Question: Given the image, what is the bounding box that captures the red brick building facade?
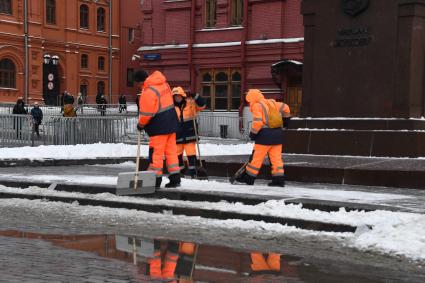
[0,0,120,104]
[119,0,143,103]
[135,0,304,114]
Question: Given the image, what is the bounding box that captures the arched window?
[97,7,105,32]
[81,54,88,69]
[214,71,228,110]
[231,71,241,110]
[80,80,88,99]
[0,58,16,88]
[46,0,56,24]
[80,4,89,29]
[201,72,212,109]
[0,0,12,15]
[205,0,217,28]
[97,81,105,96]
[98,56,105,71]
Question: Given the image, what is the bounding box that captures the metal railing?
[197,112,249,140]
[1,111,250,148]
[0,114,32,147]
[0,103,138,117]
[42,116,127,145]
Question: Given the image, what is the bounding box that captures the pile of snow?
[0,143,253,160]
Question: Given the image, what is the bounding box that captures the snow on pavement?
[0,183,424,262]
[0,173,413,205]
[0,143,253,160]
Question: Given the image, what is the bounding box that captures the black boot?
[165,173,181,188]
[268,175,285,187]
[235,171,255,185]
[178,154,186,176]
[155,177,162,189]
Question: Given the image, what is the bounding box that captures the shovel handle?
[134,131,141,191]
[192,118,203,168]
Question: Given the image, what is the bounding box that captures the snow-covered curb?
[0,143,254,160]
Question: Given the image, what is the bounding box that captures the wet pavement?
[1,198,425,282]
[0,230,395,283]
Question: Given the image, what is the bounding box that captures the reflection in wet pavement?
[0,230,384,282]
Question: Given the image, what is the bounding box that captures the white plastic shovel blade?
[116,171,156,195]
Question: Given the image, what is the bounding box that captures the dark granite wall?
[301,0,425,118]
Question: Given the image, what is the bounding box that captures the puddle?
[0,230,394,282]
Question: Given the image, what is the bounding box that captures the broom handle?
[134,131,141,190]
[193,118,203,168]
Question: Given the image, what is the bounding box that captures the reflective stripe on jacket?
[138,71,179,136]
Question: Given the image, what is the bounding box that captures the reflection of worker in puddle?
[149,240,197,282]
[249,252,281,280]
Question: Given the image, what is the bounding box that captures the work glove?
[137,124,144,132]
[249,132,257,141]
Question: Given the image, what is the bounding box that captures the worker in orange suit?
[149,240,197,282]
[235,89,291,187]
[172,87,206,178]
[135,70,181,188]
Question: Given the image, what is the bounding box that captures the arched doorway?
[271,60,303,116]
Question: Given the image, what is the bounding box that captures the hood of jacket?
[143,71,167,87]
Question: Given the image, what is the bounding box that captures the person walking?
[77,92,84,114]
[118,94,127,113]
[234,89,291,187]
[63,93,76,117]
[12,98,28,139]
[172,87,206,178]
[99,95,107,116]
[30,102,43,137]
[135,70,181,188]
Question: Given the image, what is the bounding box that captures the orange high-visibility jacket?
[175,94,206,144]
[247,89,290,145]
[138,71,179,136]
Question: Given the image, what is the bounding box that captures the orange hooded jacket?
[246,89,290,145]
[138,71,179,136]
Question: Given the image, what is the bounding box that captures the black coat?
[30,107,43,123]
[13,103,27,115]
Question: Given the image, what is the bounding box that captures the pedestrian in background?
[99,95,107,116]
[30,102,43,137]
[119,94,127,113]
[77,92,84,114]
[63,93,76,117]
[12,98,28,139]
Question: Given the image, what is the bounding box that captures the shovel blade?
[116,171,156,195]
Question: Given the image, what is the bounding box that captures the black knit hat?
[134,70,149,83]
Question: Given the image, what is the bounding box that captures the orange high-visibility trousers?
[162,250,179,278]
[250,252,281,272]
[149,250,162,279]
[148,133,180,176]
[246,144,284,177]
[177,143,197,171]
[177,142,197,157]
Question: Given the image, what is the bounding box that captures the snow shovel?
[116,131,156,196]
[193,119,208,180]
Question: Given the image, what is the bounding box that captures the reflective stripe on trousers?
[246,144,284,177]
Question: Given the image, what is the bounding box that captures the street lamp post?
[43,54,60,105]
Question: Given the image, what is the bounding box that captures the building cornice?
[138,37,304,52]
